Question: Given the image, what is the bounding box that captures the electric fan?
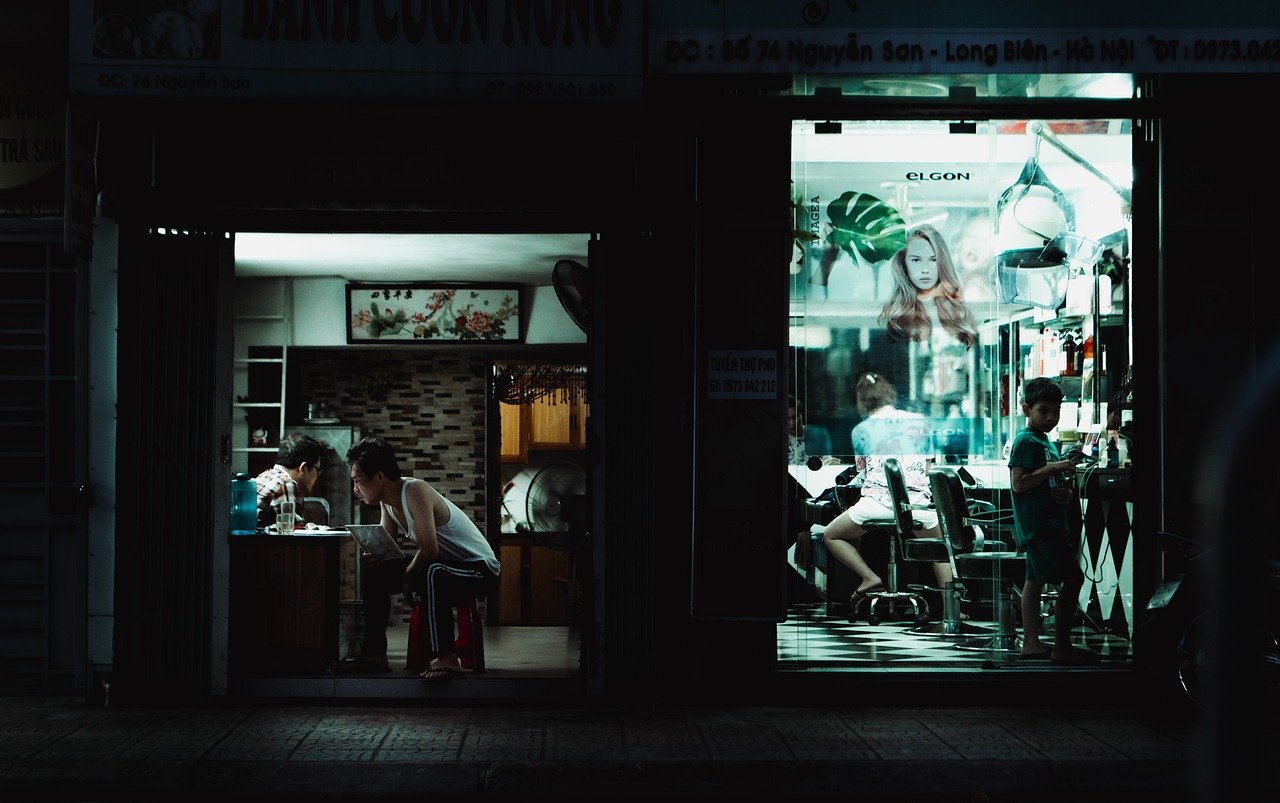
[552,259,589,334]
[525,461,587,534]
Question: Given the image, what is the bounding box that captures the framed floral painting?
[346,284,522,343]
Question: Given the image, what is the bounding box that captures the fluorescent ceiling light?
[789,325,832,349]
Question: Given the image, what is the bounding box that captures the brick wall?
[293,348,491,655]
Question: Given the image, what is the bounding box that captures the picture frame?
[346,283,522,344]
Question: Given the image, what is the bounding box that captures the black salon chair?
[849,458,931,627]
[881,460,994,638]
[928,466,1026,653]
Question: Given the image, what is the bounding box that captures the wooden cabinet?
[497,538,573,625]
[230,536,342,676]
[501,397,588,460]
[529,395,589,449]
[499,403,529,463]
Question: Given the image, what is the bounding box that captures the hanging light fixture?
[494,361,587,406]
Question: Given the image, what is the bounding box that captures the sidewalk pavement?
[1,696,1271,802]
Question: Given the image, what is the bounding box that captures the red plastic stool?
[406,598,485,673]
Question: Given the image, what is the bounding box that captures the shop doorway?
[228,230,590,698]
[785,113,1136,672]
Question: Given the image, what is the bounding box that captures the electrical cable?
[1073,460,1113,584]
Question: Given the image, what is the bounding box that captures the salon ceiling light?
[789,325,831,349]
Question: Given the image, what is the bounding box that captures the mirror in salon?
[790,116,1132,474]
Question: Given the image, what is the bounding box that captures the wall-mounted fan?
[525,461,587,534]
[553,259,589,334]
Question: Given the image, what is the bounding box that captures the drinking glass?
[277,500,296,534]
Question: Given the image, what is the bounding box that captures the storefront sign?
[649,0,1280,75]
[652,28,1280,75]
[70,0,642,102]
[0,69,64,215]
[707,349,779,400]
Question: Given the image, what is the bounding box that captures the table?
[229,532,347,676]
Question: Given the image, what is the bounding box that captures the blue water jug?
[230,472,258,535]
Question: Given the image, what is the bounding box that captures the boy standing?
[1008,377,1098,664]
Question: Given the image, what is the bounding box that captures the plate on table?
[303,418,340,425]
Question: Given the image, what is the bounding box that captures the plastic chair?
[406,597,486,673]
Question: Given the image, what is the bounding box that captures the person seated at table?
[253,433,326,528]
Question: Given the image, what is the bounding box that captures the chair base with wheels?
[955,587,1023,653]
[928,466,1027,654]
[904,579,994,637]
[850,518,931,627]
[853,587,930,627]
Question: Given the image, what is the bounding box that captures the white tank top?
[384,478,500,574]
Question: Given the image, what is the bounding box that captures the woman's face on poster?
[904,237,939,293]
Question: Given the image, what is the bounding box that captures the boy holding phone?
[1008,378,1099,664]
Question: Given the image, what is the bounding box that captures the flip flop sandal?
[332,656,391,674]
[420,664,462,682]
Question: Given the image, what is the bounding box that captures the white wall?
[285,278,585,346]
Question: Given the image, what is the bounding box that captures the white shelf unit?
[232,279,291,475]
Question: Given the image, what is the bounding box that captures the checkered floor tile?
[777,602,1133,668]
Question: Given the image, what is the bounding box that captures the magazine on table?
[345,524,406,560]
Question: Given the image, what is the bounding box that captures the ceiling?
[234,232,591,284]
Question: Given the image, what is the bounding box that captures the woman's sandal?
[847,585,885,620]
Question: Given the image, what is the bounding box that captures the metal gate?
[0,229,88,694]
[112,225,232,700]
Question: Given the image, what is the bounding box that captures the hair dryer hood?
[995,184,1068,254]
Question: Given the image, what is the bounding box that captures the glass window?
[784,117,1134,671]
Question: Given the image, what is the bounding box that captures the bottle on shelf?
[1061,334,1077,377]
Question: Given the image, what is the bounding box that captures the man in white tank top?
[343,436,500,681]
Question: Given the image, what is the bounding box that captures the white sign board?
[70,0,642,102]
[707,349,779,400]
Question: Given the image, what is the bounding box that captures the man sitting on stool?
[340,436,500,681]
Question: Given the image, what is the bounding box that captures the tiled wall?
[294,349,491,653]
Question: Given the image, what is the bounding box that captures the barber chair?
[928,466,1026,653]
[849,459,930,627]
[882,461,994,638]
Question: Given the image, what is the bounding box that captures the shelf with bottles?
[1040,312,1124,331]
